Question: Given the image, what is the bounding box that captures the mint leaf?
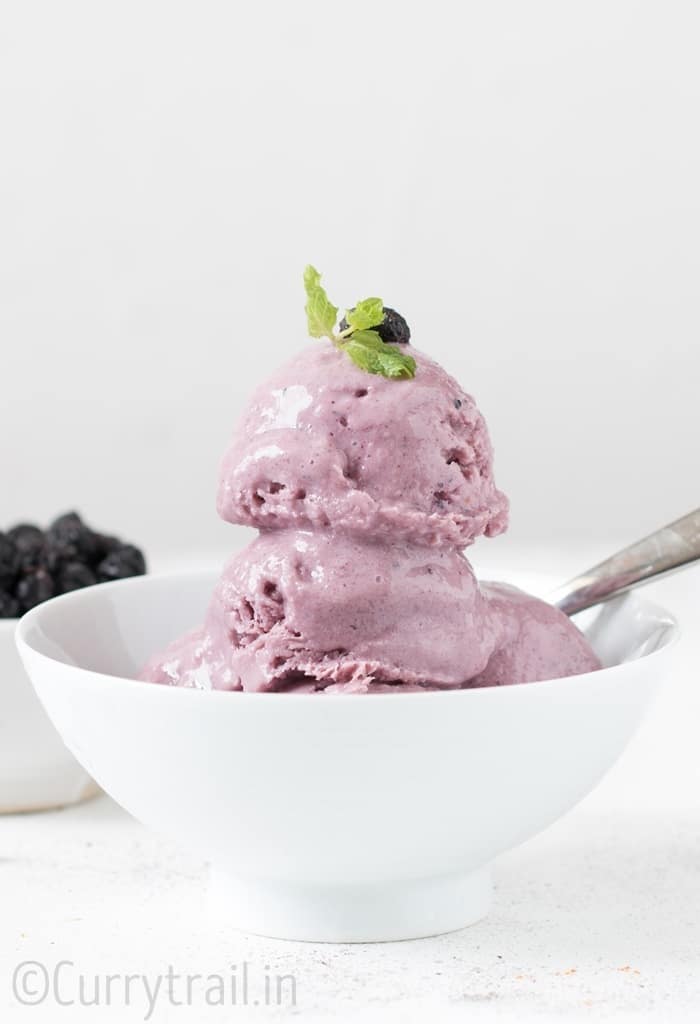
[345,297,384,332]
[343,330,416,380]
[303,265,338,338]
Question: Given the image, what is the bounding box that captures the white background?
[1,0,698,562]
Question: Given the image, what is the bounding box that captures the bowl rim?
[14,567,681,702]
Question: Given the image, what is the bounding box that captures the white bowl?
[16,569,678,941]
[0,618,97,813]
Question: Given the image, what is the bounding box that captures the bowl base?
[208,866,492,942]
[0,775,99,815]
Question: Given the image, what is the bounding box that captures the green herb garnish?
[303,266,416,380]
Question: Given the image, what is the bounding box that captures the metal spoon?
[549,508,700,616]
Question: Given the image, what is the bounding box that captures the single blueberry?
[15,569,55,612]
[46,511,98,568]
[7,523,46,571]
[57,561,97,594]
[97,544,146,582]
[339,306,411,345]
[8,523,44,553]
[92,533,121,566]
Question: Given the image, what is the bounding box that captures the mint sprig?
[302,266,416,380]
[303,265,338,338]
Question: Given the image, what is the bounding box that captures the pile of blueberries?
[0,512,146,618]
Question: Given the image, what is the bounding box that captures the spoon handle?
[550,508,700,615]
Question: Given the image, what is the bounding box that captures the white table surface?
[1,547,699,1023]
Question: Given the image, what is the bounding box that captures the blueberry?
[57,561,97,594]
[0,532,19,589]
[0,590,20,618]
[15,569,55,612]
[46,511,98,568]
[375,307,411,346]
[92,533,121,565]
[8,523,44,552]
[7,523,46,571]
[96,544,146,582]
[339,306,411,345]
[4,514,146,602]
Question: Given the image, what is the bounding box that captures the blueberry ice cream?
[139,269,600,692]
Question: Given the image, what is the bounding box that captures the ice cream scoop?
[470,583,603,688]
[141,531,504,692]
[217,344,508,548]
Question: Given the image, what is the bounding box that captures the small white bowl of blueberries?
[0,512,146,813]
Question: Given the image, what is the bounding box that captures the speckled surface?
[1,553,698,1022]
